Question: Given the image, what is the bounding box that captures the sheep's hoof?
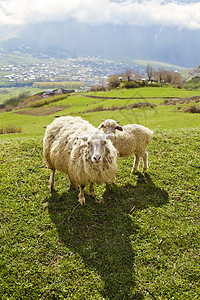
[131,169,137,174]
[142,169,147,174]
[78,197,86,205]
[90,192,96,198]
[70,184,79,190]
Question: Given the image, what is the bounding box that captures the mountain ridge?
[0,20,199,69]
[184,65,200,81]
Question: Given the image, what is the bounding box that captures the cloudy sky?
[0,0,200,30]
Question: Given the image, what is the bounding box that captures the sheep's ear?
[98,123,105,129]
[82,136,88,141]
[101,119,105,122]
[116,121,120,124]
[116,125,123,131]
[105,133,114,140]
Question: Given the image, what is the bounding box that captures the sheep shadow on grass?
[47,174,169,299]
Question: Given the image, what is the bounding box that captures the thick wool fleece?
[43,116,118,187]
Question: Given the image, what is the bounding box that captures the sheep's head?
[98,119,123,134]
[82,132,114,164]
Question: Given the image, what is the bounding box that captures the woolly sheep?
[43,116,118,204]
[98,119,153,173]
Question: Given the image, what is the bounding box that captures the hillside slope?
[1,20,200,68]
[184,65,200,81]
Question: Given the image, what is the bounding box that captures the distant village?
[0,57,141,89]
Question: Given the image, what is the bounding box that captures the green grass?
[0,88,44,105]
[0,129,199,299]
[184,77,200,90]
[0,85,200,298]
[52,95,105,107]
[85,106,200,130]
[87,87,200,99]
[1,85,200,137]
[0,102,199,137]
[0,112,52,136]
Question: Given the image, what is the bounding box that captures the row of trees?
[106,64,183,90]
[33,81,84,89]
[146,64,183,84]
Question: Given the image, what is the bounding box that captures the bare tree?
[154,68,165,83]
[107,75,120,89]
[133,70,142,80]
[123,68,133,82]
[154,68,183,84]
[171,71,183,85]
[145,64,154,81]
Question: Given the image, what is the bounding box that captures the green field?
[0,86,200,299]
[0,87,44,105]
[87,86,200,99]
[0,87,200,136]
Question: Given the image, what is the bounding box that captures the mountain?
[0,20,199,69]
[184,65,200,81]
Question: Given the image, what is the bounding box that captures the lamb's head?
[98,119,123,134]
[83,132,114,164]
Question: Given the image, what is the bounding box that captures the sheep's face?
[83,133,113,164]
[98,119,123,134]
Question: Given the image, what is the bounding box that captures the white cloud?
[0,0,200,30]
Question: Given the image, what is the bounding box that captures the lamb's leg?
[142,151,148,173]
[78,185,86,205]
[89,183,96,198]
[131,154,140,173]
[49,169,55,192]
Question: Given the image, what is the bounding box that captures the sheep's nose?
[93,155,102,163]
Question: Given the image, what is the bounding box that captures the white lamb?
[98,119,153,173]
[43,116,118,204]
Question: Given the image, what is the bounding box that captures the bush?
[33,81,84,89]
[0,125,22,134]
[147,82,162,87]
[184,101,200,113]
[88,105,104,112]
[107,75,120,90]
[90,85,106,92]
[121,81,142,89]
[27,94,68,108]
[3,92,30,108]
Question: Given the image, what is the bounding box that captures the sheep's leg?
[70,183,79,190]
[89,183,96,198]
[131,154,140,173]
[49,169,55,192]
[78,185,86,205]
[142,151,148,173]
[68,176,79,190]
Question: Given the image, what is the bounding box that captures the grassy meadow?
[1,86,200,136]
[0,88,44,105]
[0,86,200,299]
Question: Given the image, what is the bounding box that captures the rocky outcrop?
[184,65,200,81]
